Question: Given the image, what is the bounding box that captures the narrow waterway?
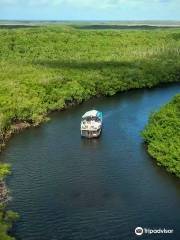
[1,83,180,240]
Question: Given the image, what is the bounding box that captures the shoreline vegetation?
[142,94,180,177]
[0,25,180,239]
[0,164,19,240]
[0,26,180,149]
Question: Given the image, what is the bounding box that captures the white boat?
[81,110,103,138]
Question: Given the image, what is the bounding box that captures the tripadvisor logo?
[135,227,144,236]
[135,227,174,236]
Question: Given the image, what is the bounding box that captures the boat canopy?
[82,110,102,120]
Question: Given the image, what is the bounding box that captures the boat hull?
[81,129,102,138]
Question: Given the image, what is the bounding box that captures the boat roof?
[82,110,101,118]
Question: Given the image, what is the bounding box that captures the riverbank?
[0,163,19,240]
[0,26,180,133]
[0,204,19,240]
[142,94,180,177]
[0,25,180,147]
[0,122,32,152]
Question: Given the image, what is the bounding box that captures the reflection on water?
[1,83,180,240]
[81,138,102,149]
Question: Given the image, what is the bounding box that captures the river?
[1,83,180,240]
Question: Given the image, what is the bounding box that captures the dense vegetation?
[142,94,180,177]
[0,164,19,240]
[0,165,10,181]
[0,206,19,240]
[0,26,180,135]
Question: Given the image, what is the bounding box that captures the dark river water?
[1,84,180,240]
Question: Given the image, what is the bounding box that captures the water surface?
[1,83,180,240]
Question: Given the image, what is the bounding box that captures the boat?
[81,110,103,138]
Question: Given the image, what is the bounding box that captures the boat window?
[82,116,100,121]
